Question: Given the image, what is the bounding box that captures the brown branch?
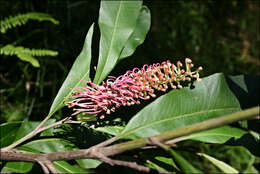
[100,157,150,172]
[37,161,50,174]
[93,151,149,172]
[1,116,76,152]
[43,160,61,174]
[36,116,73,133]
[92,136,118,148]
[0,106,259,173]
[147,137,170,151]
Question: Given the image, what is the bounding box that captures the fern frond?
[0,12,59,33]
[0,44,58,67]
[0,44,58,57]
[17,53,40,67]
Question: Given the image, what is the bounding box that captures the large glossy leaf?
[94,0,142,84]
[198,153,239,173]
[119,5,151,60]
[180,126,246,144]
[48,24,94,116]
[118,73,241,139]
[170,149,202,173]
[1,162,33,173]
[0,122,21,148]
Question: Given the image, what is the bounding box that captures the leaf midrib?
[119,107,239,137]
[96,0,123,84]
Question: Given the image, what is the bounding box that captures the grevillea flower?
[65,58,202,119]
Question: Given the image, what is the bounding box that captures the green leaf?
[198,153,239,173]
[19,138,85,173]
[118,73,241,139]
[20,138,101,170]
[48,24,94,116]
[119,5,151,60]
[76,158,102,169]
[14,119,56,141]
[170,149,202,173]
[53,161,87,173]
[94,0,142,84]
[181,126,247,144]
[146,156,179,172]
[1,162,34,173]
[19,138,74,153]
[155,156,179,170]
[146,160,170,173]
[0,122,21,148]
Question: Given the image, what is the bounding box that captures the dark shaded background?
[0,0,259,123]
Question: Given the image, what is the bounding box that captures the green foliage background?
[0,0,259,173]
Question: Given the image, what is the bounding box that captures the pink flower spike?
[66,59,202,118]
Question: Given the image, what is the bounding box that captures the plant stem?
[0,106,259,166]
[101,106,259,155]
[1,114,53,151]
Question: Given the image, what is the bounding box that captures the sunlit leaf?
[94,0,142,84]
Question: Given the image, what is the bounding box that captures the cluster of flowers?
[66,58,202,119]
